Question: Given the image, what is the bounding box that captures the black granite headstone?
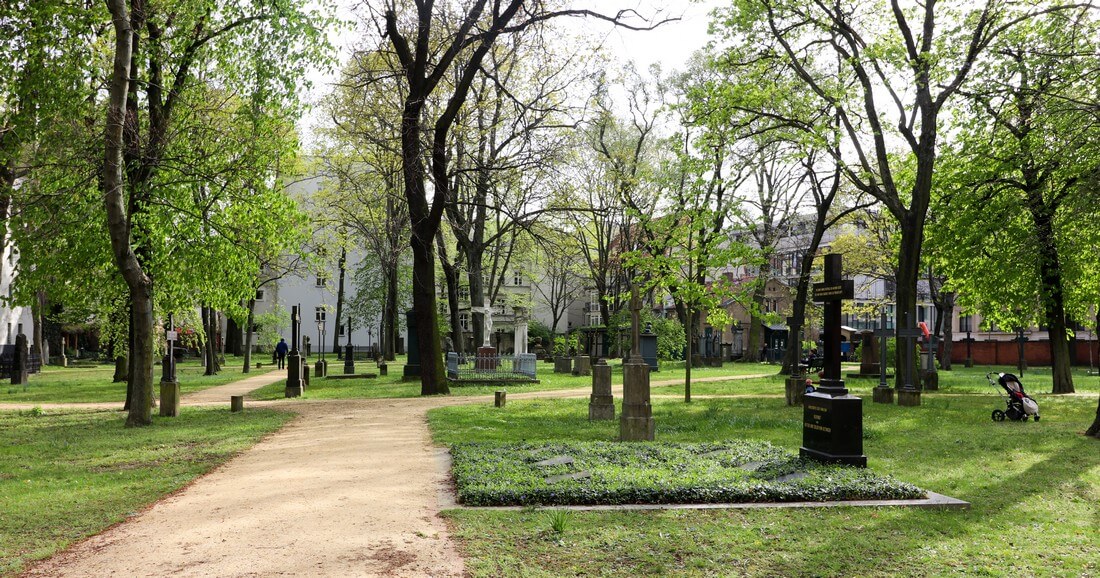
[800,254,866,467]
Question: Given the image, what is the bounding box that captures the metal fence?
[447,352,537,381]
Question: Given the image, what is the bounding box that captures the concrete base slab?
[872,387,895,404]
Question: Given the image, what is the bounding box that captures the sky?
[299,0,723,146]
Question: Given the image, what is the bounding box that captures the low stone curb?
[446,492,969,512]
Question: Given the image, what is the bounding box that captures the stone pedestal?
[378,362,387,376]
[785,376,807,406]
[304,364,311,387]
[494,390,506,408]
[59,354,68,368]
[639,329,659,371]
[921,369,939,391]
[589,359,615,421]
[11,334,29,385]
[858,330,879,376]
[872,386,895,404]
[620,360,654,441]
[285,352,303,398]
[572,355,591,376]
[476,346,499,371]
[159,381,180,417]
[965,357,974,368]
[314,359,326,378]
[897,388,921,406]
[231,395,244,413]
[799,393,867,466]
[344,344,355,375]
[553,356,571,373]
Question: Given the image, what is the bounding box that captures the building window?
[255,289,265,301]
[513,271,523,285]
[458,286,470,300]
[315,307,326,322]
[459,313,470,331]
[960,314,973,333]
[338,323,346,336]
[316,276,327,287]
[586,313,602,326]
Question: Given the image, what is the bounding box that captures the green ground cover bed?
[0,407,294,576]
[452,441,923,507]
[431,389,1099,576]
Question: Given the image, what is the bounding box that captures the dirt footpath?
[22,397,466,578]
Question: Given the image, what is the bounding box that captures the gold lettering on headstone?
[806,405,828,413]
[804,423,833,433]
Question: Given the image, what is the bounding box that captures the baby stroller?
[987,372,1040,422]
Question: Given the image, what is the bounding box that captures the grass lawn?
[0,406,294,576]
[247,355,781,401]
[0,357,265,404]
[431,369,1100,577]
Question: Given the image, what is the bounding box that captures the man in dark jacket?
[275,338,289,369]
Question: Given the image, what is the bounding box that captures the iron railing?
[447,352,537,380]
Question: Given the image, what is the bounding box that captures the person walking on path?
[275,338,289,369]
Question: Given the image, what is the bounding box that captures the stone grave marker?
[588,358,615,420]
[921,334,939,390]
[872,310,895,404]
[160,314,180,417]
[535,455,574,467]
[799,254,866,467]
[401,310,418,379]
[620,284,655,441]
[896,311,922,406]
[11,334,29,385]
[545,471,591,484]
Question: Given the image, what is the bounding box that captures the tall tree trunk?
[438,232,464,355]
[685,306,693,403]
[940,292,955,371]
[242,298,255,373]
[743,263,770,363]
[1029,199,1074,393]
[1086,395,1100,438]
[332,246,346,357]
[411,233,447,394]
[894,216,924,389]
[226,314,241,356]
[203,306,219,375]
[467,250,486,348]
[385,265,399,360]
[32,290,46,362]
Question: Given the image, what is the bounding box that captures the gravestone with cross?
[799,254,866,467]
[285,305,304,397]
[620,284,654,441]
[1014,328,1027,375]
[872,310,895,404]
[895,311,923,406]
[921,334,939,391]
[964,330,975,367]
[160,313,180,417]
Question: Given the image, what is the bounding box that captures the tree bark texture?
[1026,191,1075,393]
[242,298,255,373]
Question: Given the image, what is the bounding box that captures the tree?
[715,0,1072,387]
[376,2,666,395]
[102,0,331,425]
[934,7,1100,393]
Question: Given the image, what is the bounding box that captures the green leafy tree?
[935,7,1100,394]
[713,0,1077,388]
[101,0,333,425]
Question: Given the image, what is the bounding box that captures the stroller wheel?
[992,409,1006,422]
[1034,415,1040,421]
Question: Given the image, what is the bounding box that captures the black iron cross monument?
[800,254,866,467]
[872,310,895,404]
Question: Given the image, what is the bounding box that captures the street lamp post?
[315,320,327,377]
